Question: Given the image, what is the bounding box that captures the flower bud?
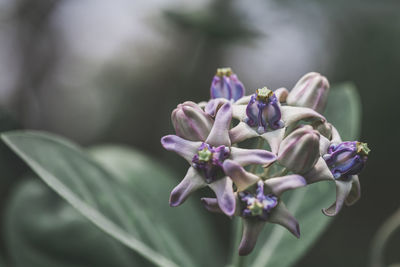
[210,67,245,101]
[171,101,213,141]
[278,125,320,173]
[245,87,284,133]
[287,72,330,113]
[323,141,370,179]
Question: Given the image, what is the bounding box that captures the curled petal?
[322,180,352,216]
[239,219,266,256]
[211,76,231,99]
[229,122,259,144]
[222,160,259,191]
[235,95,252,105]
[260,128,285,154]
[274,87,289,102]
[205,98,229,117]
[264,175,306,196]
[345,175,361,206]
[269,202,301,238]
[230,74,245,101]
[319,135,331,156]
[331,125,343,144]
[201,197,223,214]
[170,167,206,207]
[161,135,201,163]
[206,102,232,147]
[230,147,276,167]
[209,177,236,216]
[281,106,325,127]
[303,157,334,184]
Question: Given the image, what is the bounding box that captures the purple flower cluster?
[161,68,371,255]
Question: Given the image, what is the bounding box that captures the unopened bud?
[287,72,330,113]
[171,101,213,141]
[278,125,320,173]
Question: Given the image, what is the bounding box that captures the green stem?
[250,138,265,174]
[369,207,400,267]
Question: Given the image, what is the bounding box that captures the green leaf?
[1,131,223,267]
[324,82,362,140]
[241,83,363,267]
[5,178,138,267]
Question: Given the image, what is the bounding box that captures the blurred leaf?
[5,178,138,267]
[1,131,223,267]
[241,84,363,267]
[324,82,362,140]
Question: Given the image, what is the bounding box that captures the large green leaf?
[240,82,362,267]
[5,178,137,267]
[324,82,362,141]
[1,131,223,267]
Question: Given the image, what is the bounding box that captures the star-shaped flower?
[161,102,277,216]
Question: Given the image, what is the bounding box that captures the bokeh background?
[0,0,399,266]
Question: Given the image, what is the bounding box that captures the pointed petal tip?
[321,208,337,217]
[169,190,183,207]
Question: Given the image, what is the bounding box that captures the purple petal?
[322,180,352,216]
[260,128,285,154]
[222,160,259,191]
[303,157,334,184]
[281,106,326,126]
[205,98,229,117]
[206,102,232,147]
[209,177,236,216]
[161,135,202,163]
[230,147,276,167]
[229,122,259,144]
[169,167,206,207]
[230,74,245,101]
[269,202,300,238]
[345,175,361,206]
[239,219,266,256]
[274,87,289,102]
[263,175,306,196]
[210,76,230,99]
[201,197,223,213]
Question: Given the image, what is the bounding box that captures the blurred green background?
[0,0,399,266]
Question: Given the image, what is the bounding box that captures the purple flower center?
[192,143,230,183]
[245,87,284,133]
[323,141,370,180]
[239,181,278,221]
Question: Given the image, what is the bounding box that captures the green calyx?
[216,67,233,77]
[248,200,264,216]
[356,142,370,156]
[256,87,273,102]
[198,147,212,162]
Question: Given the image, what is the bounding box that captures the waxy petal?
[303,157,334,184]
[201,197,223,213]
[319,135,331,156]
[264,175,306,196]
[331,125,343,144]
[281,106,325,126]
[229,122,259,144]
[269,202,300,238]
[322,180,352,216]
[161,135,201,163]
[239,219,265,256]
[235,95,252,105]
[274,87,289,102]
[232,104,247,121]
[206,102,232,147]
[230,147,276,167]
[204,98,229,117]
[230,74,245,101]
[222,160,259,191]
[260,128,285,154]
[209,177,236,216]
[211,76,231,99]
[345,175,361,206]
[169,167,206,207]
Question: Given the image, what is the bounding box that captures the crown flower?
[160,67,371,256]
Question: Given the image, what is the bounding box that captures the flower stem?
[250,138,265,173]
[369,207,400,267]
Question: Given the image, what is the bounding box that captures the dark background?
[0,0,399,266]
